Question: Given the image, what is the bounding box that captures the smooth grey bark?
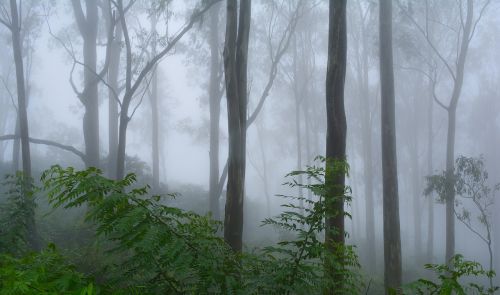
[442,0,473,264]
[149,12,160,192]
[255,120,271,217]
[216,0,302,210]
[410,110,422,262]
[223,0,250,253]
[292,38,304,211]
[426,74,434,262]
[10,0,31,179]
[379,0,402,291]
[72,0,100,168]
[7,0,37,250]
[208,2,224,220]
[303,101,313,204]
[324,0,347,291]
[105,2,122,179]
[354,0,376,269]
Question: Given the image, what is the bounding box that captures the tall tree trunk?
[106,6,121,179]
[426,80,434,262]
[443,0,473,265]
[116,97,130,180]
[293,39,304,211]
[149,12,160,192]
[379,0,402,291]
[303,101,313,205]
[10,0,37,250]
[324,0,347,292]
[10,0,31,179]
[223,0,251,253]
[359,23,375,271]
[256,120,271,217]
[150,69,160,191]
[208,2,223,220]
[72,0,100,168]
[410,128,421,262]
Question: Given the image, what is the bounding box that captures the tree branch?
[0,134,86,163]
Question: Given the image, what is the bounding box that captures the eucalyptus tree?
[397,0,491,265]
[222,0,251,252]
[347,0,377,271]
[146,3,160,192]
[71,0,101,168]
[8,1,41,172]
[0,0,38,250]
[324,0,347,290]
[0,0,43,177]
[207,1,224,220]
[101,0,122,179]
[380,0,402,291]
[221,0,305,250]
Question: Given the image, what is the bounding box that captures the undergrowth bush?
[404,254,498,294]
[1,159,495,294]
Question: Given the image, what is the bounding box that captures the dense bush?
[0,160,497,294]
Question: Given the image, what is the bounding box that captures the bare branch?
[469,0,491,42]
[0,134,86,163]
[396,0,457,82]
[247,0,303,126]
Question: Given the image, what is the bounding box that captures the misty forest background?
[0,0,500,294]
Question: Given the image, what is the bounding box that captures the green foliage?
[404,254,498,294]
[249,157,362,294]
[0,244,98,295]
[425,155,497,291]
[0,172,36,256]
[41,165,240,294]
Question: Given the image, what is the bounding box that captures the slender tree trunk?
[10,0,37,250]
[10,0,31,179]
[293,40,304,210]
[208,2,222,220]
[150,70,160,191]
[116,98,130,180]
[359,27,376,271]
[444,109,456,264]
[443,0,473,265]
[324,0,347,292]
[107,9,121,180]
[410,132,421,262]
[379,0,402,291]
[354,5,376,264]
[426,75,434,263]
[72,0,100,168]
[303,101,313,205]
[149,12,160,192]
[409,81,423,262]
[84,0,99,168]
[223,0,251,253]
[256,121,271,217]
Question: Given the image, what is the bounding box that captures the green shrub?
[404,254,498,294]
[0,244,97,295]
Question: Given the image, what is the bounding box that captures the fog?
[1,0,500,293]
